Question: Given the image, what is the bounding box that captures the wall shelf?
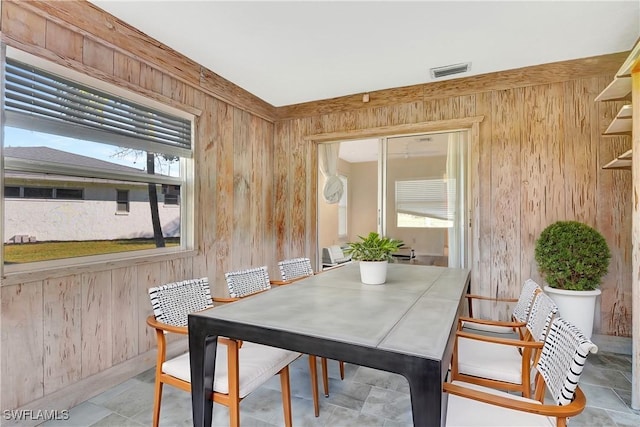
[603,105,633,135]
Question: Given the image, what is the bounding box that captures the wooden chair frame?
[443,379,586,427]
[147,315,292,427]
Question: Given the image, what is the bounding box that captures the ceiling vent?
[430,62,471,79]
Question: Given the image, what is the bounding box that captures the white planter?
[543,286,601,339]
[359,260,388,285]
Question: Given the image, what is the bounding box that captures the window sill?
[1,248,197,286]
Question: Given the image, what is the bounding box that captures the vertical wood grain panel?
[113,51,140,86]
[565,78,598,226]
[81,271,112,377]
[213,101,234,295]
[274,121,291,262]
[137,263,165,353]
[1,283,44,408]
[290,118,308,259]
[111,266,138,364]
[233,109,252,270]
[473,92,493,314]
[82,38,113,75]
[490,88,523,320]
[44,275,81,394]
[250,114,265,266]
[262,119,276,267]
[45,20,82,61]
[2,1,46,47]
[520,83,564,282]
[139,62,164,93]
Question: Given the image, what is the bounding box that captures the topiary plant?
[344,232,403,262]
[534,221,610,291]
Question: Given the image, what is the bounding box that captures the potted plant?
[344,232,403,284]
[534,220,611,338]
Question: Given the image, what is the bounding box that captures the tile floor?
[32,350,640,427]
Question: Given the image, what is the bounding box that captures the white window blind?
[395,179,455,221]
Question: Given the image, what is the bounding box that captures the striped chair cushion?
[225,266,271,298]
[278,257,314,281]
[148,277,212,326]
[526,292,558,342]
[536,317,598,406]
[512,279,542,323]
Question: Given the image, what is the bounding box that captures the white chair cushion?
[462,321,518,336]
[162,343,300,398]
[457,337,525,384]
[446,381,555,427]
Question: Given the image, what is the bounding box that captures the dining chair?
[462,279,542,338]
[225,265,322,417]
[451,290,558,398]
[445,316,598,427]
[273,257,347,396]
[147,277,299,427]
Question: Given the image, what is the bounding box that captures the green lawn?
[4,238,180,264]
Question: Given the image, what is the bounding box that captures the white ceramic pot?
[359,260,388,285]
[543,285,601,339]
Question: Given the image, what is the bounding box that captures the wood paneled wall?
[0,0,633,414]
[0,0,278,411]
[274,62,632,339]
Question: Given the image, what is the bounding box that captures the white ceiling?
[89,1,640,107]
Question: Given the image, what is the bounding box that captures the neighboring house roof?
[4,146,146,174]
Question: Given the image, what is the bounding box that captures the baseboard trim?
[591,334,632,355]
[2,339,188,427]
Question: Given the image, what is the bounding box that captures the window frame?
[1,47,196,275]
[337,174,348,238]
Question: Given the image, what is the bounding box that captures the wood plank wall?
[0,0,633,413]
[0,0,278,410]
[275,57,632,339]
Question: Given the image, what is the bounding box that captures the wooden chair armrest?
[456,330,544,349]
[459,316,526,328]
[443,382,586,418]
[212,296,240,304]
[465,294,519,303]
[146,315,188,335]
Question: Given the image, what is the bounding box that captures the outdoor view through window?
[2,56,192,267]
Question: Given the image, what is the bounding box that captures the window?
[4,186,20,198]
[338,175,348,237]
[116,189,130,213]
[2,53,194,268]
[5,186,84,200]
[395,178,454,228]
[162,184,180,206]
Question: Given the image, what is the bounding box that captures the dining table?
[188,262,470,427]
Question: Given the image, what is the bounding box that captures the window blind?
[4,58,191,156]
[395,179,455,220]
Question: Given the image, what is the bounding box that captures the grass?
[4,238,180,264]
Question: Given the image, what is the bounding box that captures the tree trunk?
[147,153,165,248]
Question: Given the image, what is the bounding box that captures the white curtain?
[318,143,343,204]
[446,132,462,268]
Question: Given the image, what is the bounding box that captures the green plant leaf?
[343,232,403,262]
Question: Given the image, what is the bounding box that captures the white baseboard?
[1,339,188,427]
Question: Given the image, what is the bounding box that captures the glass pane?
[3,126,183,265]
[55,188,83,200]
[385,133,455,267]
[4,127,180,177]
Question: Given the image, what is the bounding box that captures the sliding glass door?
[317,131,469,269]
[382,131,469,268]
